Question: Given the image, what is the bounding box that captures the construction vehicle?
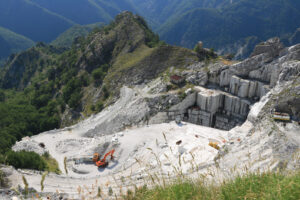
[272,112,290,121]
[209,142,220,150]
[93,149,115,168]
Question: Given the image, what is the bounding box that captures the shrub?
[0,154,5,163]
[0,169,7,188]
[5,151,47,171]
[68,91,83,109]
[42,153,61,174]
[95,101,104,112]
[92,68,105,81]
[47,68,56,80]
[32,94,52,108]
[102,85,110,100]
[0,91,5,102]
[63,78,82,103]
[80,73,90,87]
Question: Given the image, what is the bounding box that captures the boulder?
[196,88,223,113]
[186,71,208,86]
[250,37,284,58]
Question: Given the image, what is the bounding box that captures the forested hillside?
[51,23,104,47]
[0,0,74,42]
[159,0,300,55]
[129,0,233,26]
[0,26,34,65]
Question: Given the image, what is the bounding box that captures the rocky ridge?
[61,37,300,134]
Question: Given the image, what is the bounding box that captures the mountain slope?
[30,0,138,25]
[0,12,197,125]
[130,0,234,27]
[2,0,300,60]
[0,26,35,62]
[0,0,75,42]
[30,0,113,25]
[0,12,199,170]
[51,23,104,47]
[159,0,300,57]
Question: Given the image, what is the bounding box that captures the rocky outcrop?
[165,38,300,130]
[0,45,65,90]
[194,41,217,61]
[185,71,208,86]
[229,75,269,99]
[218,36,261,60]
[167,87,250,130]
[250,37,284,58]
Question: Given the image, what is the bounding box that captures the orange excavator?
[93,149,115,168]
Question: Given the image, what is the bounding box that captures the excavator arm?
[96,149,115,168]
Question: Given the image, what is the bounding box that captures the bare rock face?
[61,106,82,127]
[196,88,223,113]
[12,138,47,156]
[166,38,300,131]
[185,71,208,86]
[168,87,251,130]
[229,75,268,99]
[250,37,284,58]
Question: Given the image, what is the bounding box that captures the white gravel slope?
[10,122,228,197]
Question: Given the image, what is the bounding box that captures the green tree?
[0,91,5,102]
[68,91,83,109]
[92,68,105,81]
[5,151,47,171]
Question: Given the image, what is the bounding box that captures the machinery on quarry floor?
[272,112,291,121]
[93,149,115,168]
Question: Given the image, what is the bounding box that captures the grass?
[104,45,197,90]
[105,45,155,83]
[40,171,48,191]
[124,171,300,200]
[64,157,68,174]
[42,153,61,174]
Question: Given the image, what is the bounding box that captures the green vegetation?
[64,157,68,174]
[5,151,47,171]
[92,64,108,86]
[110,45,155,76]
[133,15,160,48]
[159,0,300,52]
[22,175,29,196]
[0,26,34,60]
[0,97,59,154]
[42,152,61,174]
[40,171,48,191]
[1,0,300,61]
[0,169,7,188]
[51,23,104,47]
[0,12,196,172]
[63,78,83,109]
[124,171,300,200]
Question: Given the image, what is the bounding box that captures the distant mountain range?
[51,23,104,48]
[158,0,300,56]
[1,0,300,61]
[0,26,34,65]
